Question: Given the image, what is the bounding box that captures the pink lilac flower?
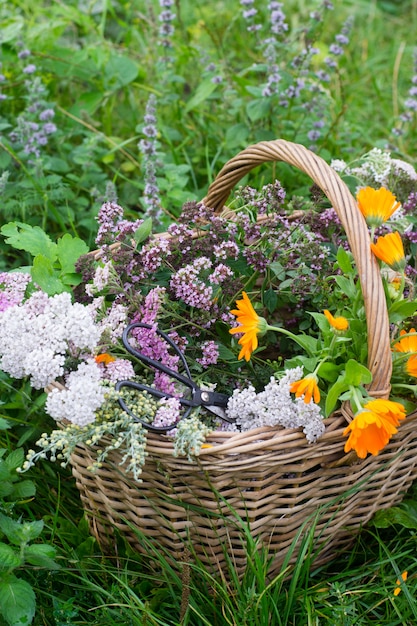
[104,359,135,382]
[197,341,219,367]
[152,397,181,429]
[0,272,31,312]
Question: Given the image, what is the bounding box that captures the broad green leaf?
[334,275,356,299]
[5,449,24,472]
[325,375,349,417]
[290,334,317,357]
[317,361,340,383]
[11,480,36,500]
[104,53,139,90]
[60,272,83,287]
[184,79,218,113]
[0,418,11,431]
[371,506,417,529]
[24,544,60,569]
[0,544,22,571]
[133,218,153,245]
[336,246,354,275]
[31,255,65,296]
[217,344,237,361]
[0,483,14,498]
[388,300,417,324]
[344,359,372,386]
[56,234,89,274]
[246,97,271,122]
[1,223,56,260]
[269,261,286,280]
[263,288,278,314]
[0,574,36,626]
[0,515,44,546]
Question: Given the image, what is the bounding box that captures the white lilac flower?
[46,360,105,426]
[0,291,103,388]
[225,368,325,443]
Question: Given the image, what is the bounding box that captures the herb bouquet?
[2,139,417,576]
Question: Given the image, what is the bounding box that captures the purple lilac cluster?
[170,257,214,310]
[0,61,6,101]
[0,272,31,312]
[158,0,176,49]
[197,341,219,367]
[261,2,289,98]
[95,201,143,246]
[138,94,162,223]
[240,0,262,33]
[321,16,353,76]
[8,47,57,158]
[392,48,417,137]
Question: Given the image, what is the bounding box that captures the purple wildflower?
[197,341,219,367]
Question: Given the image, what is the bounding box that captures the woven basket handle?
[203,139,392,397]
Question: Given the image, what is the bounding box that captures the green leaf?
[0,483,14,498]
[325,374,349,417]
[104,53,139,90]
[334,275,356,299]
[5,449,24,472]
[0,574,36,626]
[56,234,89,274]
[269,261,286,280]
[184,79,218,113]
[24,544,60,569]
[317,361,340,383]
[263,288,277,314]
[290,334,317,357]
[344,359,372,386]
[1,223,56,260]
[0,544,22,571]
[246,98,271,122]
[0,515,44,546]
[31,255,65,296]
[11,480,36,500]
[133,218,153,245]
[371,505,417,529]
[388,300,417,324]
[336,246,354,275]
[0,418,11,431]
[217,344,237,361]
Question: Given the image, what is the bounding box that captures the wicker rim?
[203,139,392,396]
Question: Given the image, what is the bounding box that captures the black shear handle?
[121,322,195,390]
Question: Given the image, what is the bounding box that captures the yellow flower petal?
[370,231,405,271]
[394,571,408,596]
[323,309,349,331]
[357,186,401,227]
[343,399,406,458]
[393,328,417,353]
[290,374,320,404]
[229,291,266,361]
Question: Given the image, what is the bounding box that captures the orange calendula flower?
[394,571,408,596]
[370,231,405,271]
[357,186,401,227]
[323,309,349,331]
[229,291,267,361]
[95,353,116,365]
[343,399,406,458]
[290,374,320,404]
[393,329,417,378]
[393,328,417,353]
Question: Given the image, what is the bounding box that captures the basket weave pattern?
[70,140,417,575]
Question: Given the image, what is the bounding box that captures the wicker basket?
[69,139,417,577]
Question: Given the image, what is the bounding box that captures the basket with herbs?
[2,139,417,577]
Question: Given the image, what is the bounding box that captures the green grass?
[1,0,417,624]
